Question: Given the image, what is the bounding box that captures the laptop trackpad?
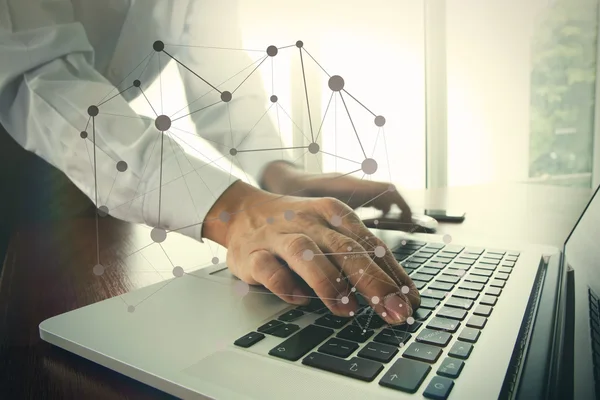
[183,350,379,400]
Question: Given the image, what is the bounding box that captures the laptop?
[39,184,600,400]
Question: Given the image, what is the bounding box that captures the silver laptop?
[39,185,600,400]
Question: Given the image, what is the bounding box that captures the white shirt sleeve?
[0,15,239,241]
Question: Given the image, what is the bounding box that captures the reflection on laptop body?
[39,185,600,399]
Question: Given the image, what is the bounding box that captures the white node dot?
[363,329,367,333]
[344,256,348,260]
[308,143,320,154]
[427,289,433,294]
[359,269,364,274]
[371,296,380,305]
[349,311,355,317]
[302,249,314,261]
[387,184,396,192]
[127,305,135,313]
[407,317,415,325]
[219,211,230,223]
[266,216,274,224]
[172,266,184,277]
[361,158,378,175]
[341,296,349,304]
[401,240,407,246]
[443,234,453,244]
[351,287,357,292]
[401,285,410,294]
[374,115,386,127]
[347,246,352,252]
[328,75,345,91]
[284,210,295,221]
[212,257,220,265]
[445,292,452,297]
[374,246,386,258]
[150,227,166,243]
[399,303,403,307]
[93,264,104,276]
[330,215,342,227]
[336,278,341,282]
[399,342,405,348]
[374,219,379,226]
[382,312,387,318]
[234,280,250,296]
[154,115,171,131]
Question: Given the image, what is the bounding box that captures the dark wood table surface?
[0,178,593,399]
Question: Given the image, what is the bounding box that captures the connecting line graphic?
[83,38,403,317]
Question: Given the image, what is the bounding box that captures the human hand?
[260,162,412,224]
[203,181,420,325]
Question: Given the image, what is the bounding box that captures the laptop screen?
[564,183,600,294]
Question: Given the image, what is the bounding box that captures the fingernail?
[292,288,310,305]
[383,295,411,324]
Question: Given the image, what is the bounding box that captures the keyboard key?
[427,317,460,333]
[448,341,474,359]
[420,298,441,309]
[402,262,422,270]
[483,253,503,260]
[507,251,520,257]
[445,297,474,310]
[374,329,412,346]
[278,309,304,322]
[418,248,438,255]
[271,323,300,338]
[414,280,427,290]
[453,289,479,300]
[437,357,465,378]
[485,287,502,296]
[269,324,333,361]
[417,328,452,347]
[487,250,506,255]
[390,320,423,333]
[318,338,359,358]
[234,332,265,348]
[410,257,431,264]
[411,273,434,282]
[429,281,454,291]
[471,269,494,277]
[459,282,485,291]
[473,305,493,317]
[354,314,386,329]
[480,295,498,306]
[448,264,470,271]
[358,342,398,363]
[403,342,443,363]
[315,314,351,329]
[427,243,445,249]
[474,263,496,271]
[443,269,465,277]
[437,275,460,284]
[505,256,519,262]
[258,320,284,334]
[467,316,487,329]
[443,245,464,253]
[458,327,481,343]
[502,261,516,267]
[424,376,454,400]
[379,358,431,393]
[337,325,374,343]
[460,253,480,260]
[414,308,432,321]
[464,248,484,255]
[496,272,510,281]
[490,279,506,288]
[427,261,447,269]
[296,299,327,313]
[436,306,468,321]
[498,267,513,274]
[454,258,475,265]
[422,289,448,300]
[420,267,441,276]
[432,257,451,264]
[303,352,383,382]
[465,274,489,284]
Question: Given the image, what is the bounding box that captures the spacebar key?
[269,324,333,361]
[303,352,384,382]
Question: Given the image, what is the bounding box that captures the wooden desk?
[0,183,592,399]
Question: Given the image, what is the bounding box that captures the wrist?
[202,180,272,247]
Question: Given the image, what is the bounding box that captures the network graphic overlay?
[81,39,446,341]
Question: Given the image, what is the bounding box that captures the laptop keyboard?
[589,289,600,392]
[233,240,520,399]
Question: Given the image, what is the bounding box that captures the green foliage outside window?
[529,0,598,186]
